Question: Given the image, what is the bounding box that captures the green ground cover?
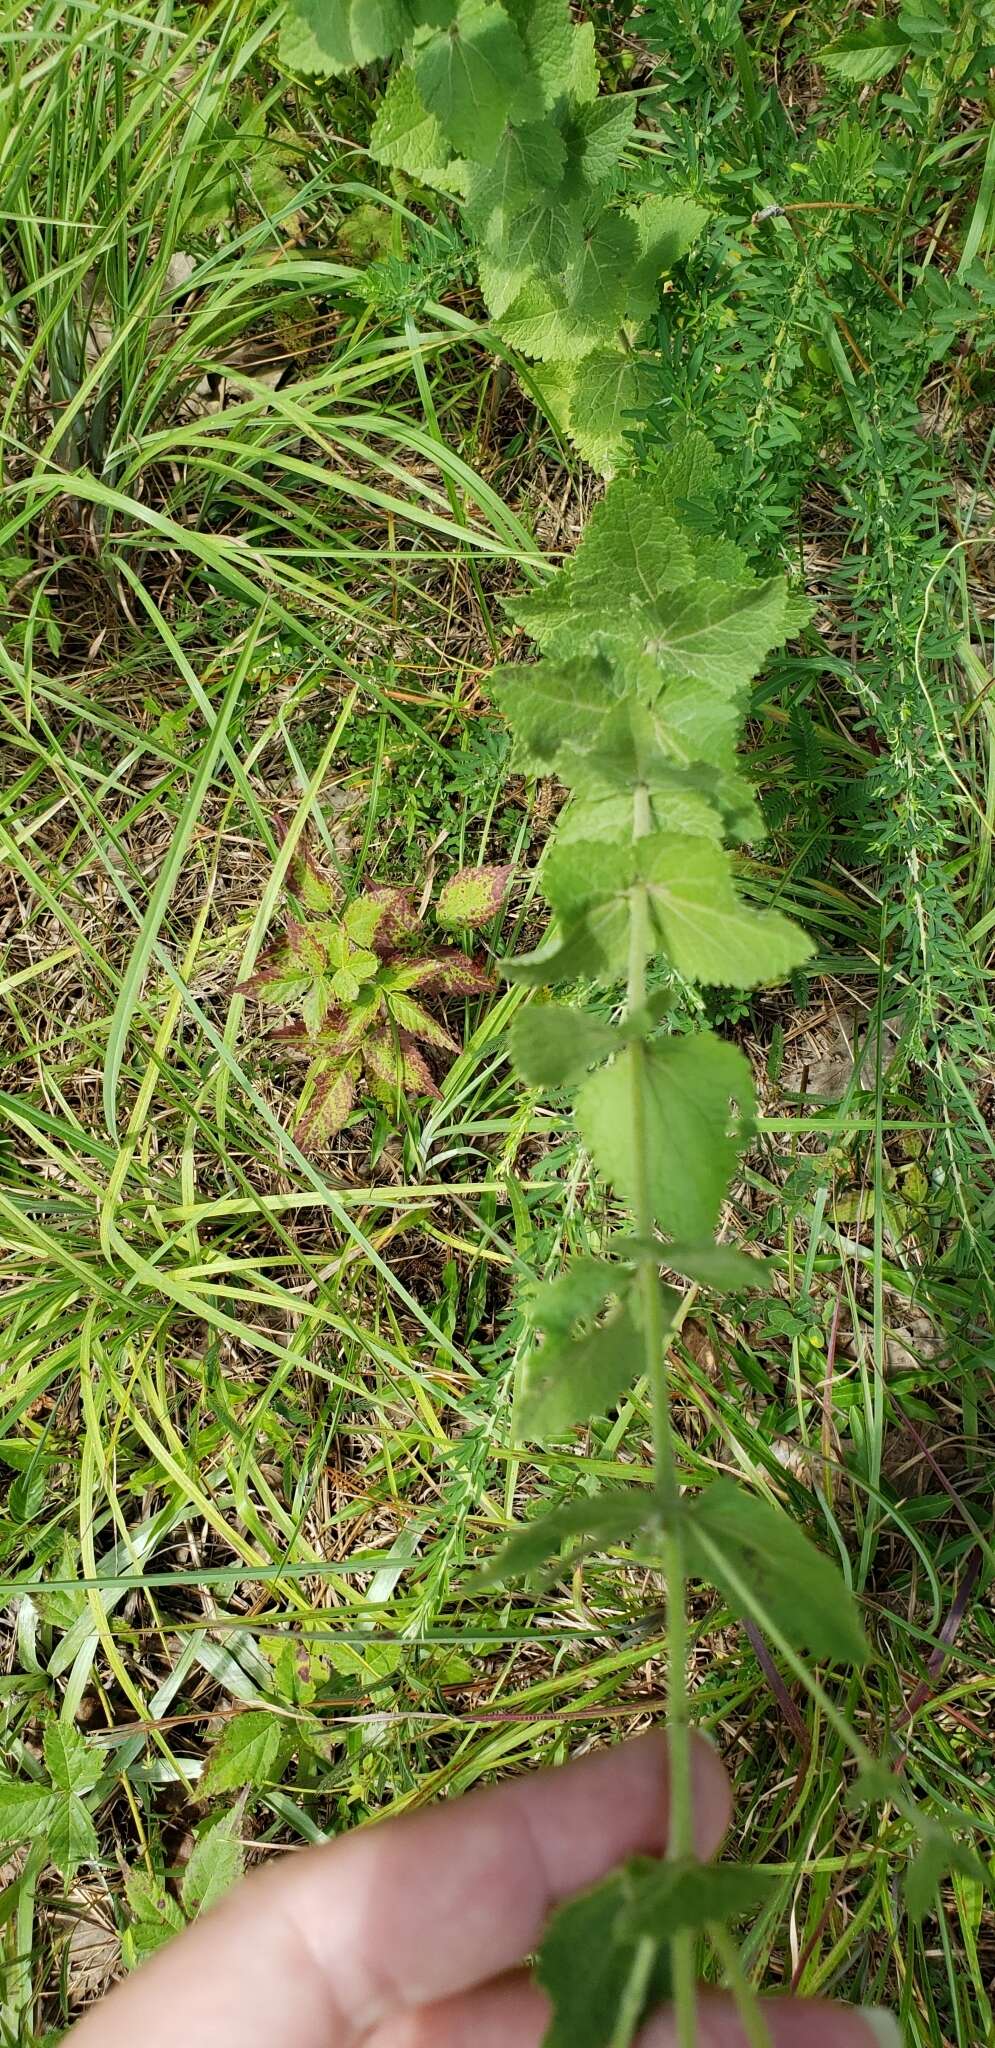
[1,2,993,2040]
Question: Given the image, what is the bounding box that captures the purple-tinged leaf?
[398,1034,442,1098]
[283,914,326,971]
[296,1058,360,1145]
[386,989,459,1050]
[389,949,495,996]
[287,843,339,917]
[361,884,421,950]
[364,1028,402,1094]
[236,968,310,1004]
[436,863,511,930]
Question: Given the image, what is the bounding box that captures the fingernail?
[857,2010,902,2047]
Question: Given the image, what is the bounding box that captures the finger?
[371,1982,897,2048]
[68,1731,729,2048]
[639,1997,900,2047]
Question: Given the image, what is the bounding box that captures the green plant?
[484,441,985,2042]
[240,836,509,1141]
[0,1719,101,1884]
[277,0,708,467]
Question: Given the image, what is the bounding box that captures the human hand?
[67,1733,897,2047]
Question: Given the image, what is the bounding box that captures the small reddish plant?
[238,840,510,1147]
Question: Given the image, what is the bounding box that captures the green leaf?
[8,1462,46,1523]
[566,347,656,472]
[436,862,510,927]
[201,1711,282,1795]
[465,121,576,270]
[279,0,410,76]
[905,1825,988,1923]
[44,1719,100,1797]
[325,1639,404,1683]
[606,571,792,690]
[369,64,457,186]
[625,193,710,321]
[289,844,339,916]
[510,1000,616,1087]
[477,244,533,318]
[524,1254,623,1337]
[575,1032,754,1241]
[385,989,458,1047]
[611,1236,772,1293]
[685,1478,871,1665]
[564,214,638,328]
[820,18,909,82]
[635,834,813,987]
[123,1867,185,1967]
[181,1813,245,1919]
[0,1779,56,1844]
[47,1791,98,1879]
[413,0,533,160]
[494,652,624,772]
[502,0,598,107]
[479,1489,651,1585]
[498,274,602,363]
[520,1286,642,1436]
[571,484,696,615]
[618,1856,775,1941]
[503,916,608,986]
[542,831,810,987]
[536,1861,672,2048]
[565,96,637,188]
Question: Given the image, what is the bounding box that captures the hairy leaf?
[280,0,410,75]
[625,193,710,321]
[636,834,813,986]
[520,1291,641,1435]
[413,1,533,160]
[617,1856,775,1941]
[575,1032,753,1240]
[685,1478,871,1665]
[565,96,637,188]
[494,652,624,771]
[536,1861,672,2048]
[370,64,456,186]
[610,1236,771,1292]
[498,274,603,362]
[503,916,608,986]
[479,1489,651,1585]
[541,832,811,985]
[565,213,638,328]
[905,1825,988,1923]
[510,1001,616,1087]
[566,346,657,472]
[502,0,598,106]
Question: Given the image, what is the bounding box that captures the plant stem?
[710,1922,773,2048]
[610,1934,658,2048]
[627,784,697,2048]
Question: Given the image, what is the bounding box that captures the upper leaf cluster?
[278,0,708,467]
